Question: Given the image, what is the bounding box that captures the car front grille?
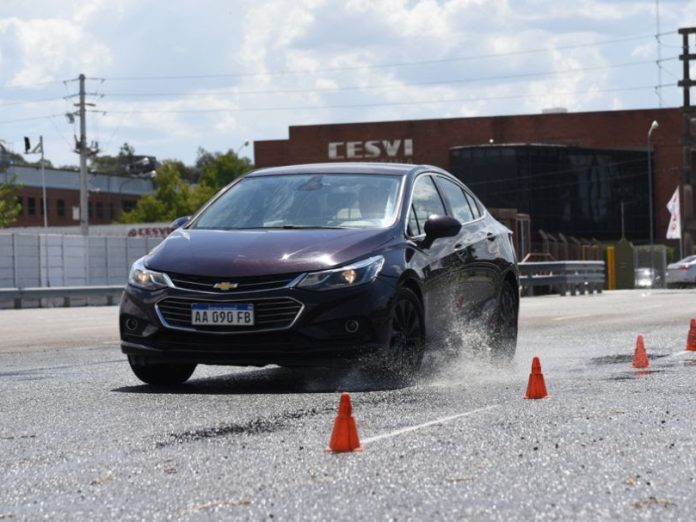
[166,272,301,293]
[156,296,303,333]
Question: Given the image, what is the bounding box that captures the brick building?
[254,107,688,244]
[2,165,154,227]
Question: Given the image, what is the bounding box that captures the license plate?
[191,304,254,326]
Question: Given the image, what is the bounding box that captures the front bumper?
[119,276,397,367]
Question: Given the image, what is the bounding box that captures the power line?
[0,96,68,108]
[0,31,680,93]
[47,115,75,150]
[0,114,64,125]
[104,59,674,99]
[102,33,674,82]
[100,83,676,116]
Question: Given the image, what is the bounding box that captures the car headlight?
[297,256,385,291]
[128,258,172,290]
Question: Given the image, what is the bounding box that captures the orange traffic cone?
[524,357,548,399]
[326,392,362,453]
[632,335,649,368]
[687,319,696,352]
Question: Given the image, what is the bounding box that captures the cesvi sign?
[328,139,414,161]
[128,227,169,237]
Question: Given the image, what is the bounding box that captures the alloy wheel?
[387,288,425,377]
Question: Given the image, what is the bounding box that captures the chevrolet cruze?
[120,163,519,385]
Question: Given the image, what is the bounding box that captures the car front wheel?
[128,355,196,386]
[380,287,425,379]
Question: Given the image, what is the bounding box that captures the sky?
[0,0,694,169]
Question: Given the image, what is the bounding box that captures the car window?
[407,175,446,236]
[192,174,402,230]
[464,191,482,219]
[437,177,474,223]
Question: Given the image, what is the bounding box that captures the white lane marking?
[668,350,692,359]
[552,314,592,321]
[361,405,499,445]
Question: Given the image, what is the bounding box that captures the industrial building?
[254,107,688,249]
[1,165,154,227]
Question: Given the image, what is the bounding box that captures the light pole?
[647,120,659,285]
[235,140,250,157]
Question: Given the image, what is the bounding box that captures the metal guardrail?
[0,285,125,309]
[0,262,606,308]
[519,261,605,296]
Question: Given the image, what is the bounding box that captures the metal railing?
[519,261,605,296]
[0,261,607,309]
[0,285,124,309]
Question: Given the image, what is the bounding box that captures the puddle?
[591,353,670,366]
[155,406,332,448]
[592,354,633,365]
[157,419,277,447]
[604,369,665,381]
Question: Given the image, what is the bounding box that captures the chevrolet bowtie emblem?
[213,281,238,291]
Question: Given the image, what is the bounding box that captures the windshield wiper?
[191,225,347,230]
[280,225,346,229]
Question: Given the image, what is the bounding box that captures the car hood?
[145,227,395,277]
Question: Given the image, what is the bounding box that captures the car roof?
[247,162,443,178]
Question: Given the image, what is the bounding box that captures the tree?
[1,150,35,166]
[119,142,135,157]
[91,142,137,175]
[120,161,201,223]
[196,148,252,191]
[0,173,21,227]
[119,148,253,224]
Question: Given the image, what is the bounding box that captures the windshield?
[192,173,403,230]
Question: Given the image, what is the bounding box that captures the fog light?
[345,320,360,334]
[125,318,139,331]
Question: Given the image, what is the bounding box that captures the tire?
[376,287,425,380]
[128,355,196,386]
[488,280,519,363]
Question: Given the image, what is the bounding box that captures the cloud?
[0,6,117,87]
[0,0,689,169]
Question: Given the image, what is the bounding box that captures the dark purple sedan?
[120,163,519,385]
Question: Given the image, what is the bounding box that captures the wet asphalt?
[1,289,696,521]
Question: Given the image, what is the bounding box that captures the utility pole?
[678,27,696,256]
[66,74,100,235]
[78,74,89,236]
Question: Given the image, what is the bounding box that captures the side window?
[464,191,481,219]
[437,177,474,223]
[407,175,446,236]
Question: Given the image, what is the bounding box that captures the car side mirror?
[421,215,461,249]
[169,215,190,232]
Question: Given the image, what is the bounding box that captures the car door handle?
[486,233,496,241]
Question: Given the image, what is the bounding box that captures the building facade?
[254,107,687,244]
[1,165,154,227]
